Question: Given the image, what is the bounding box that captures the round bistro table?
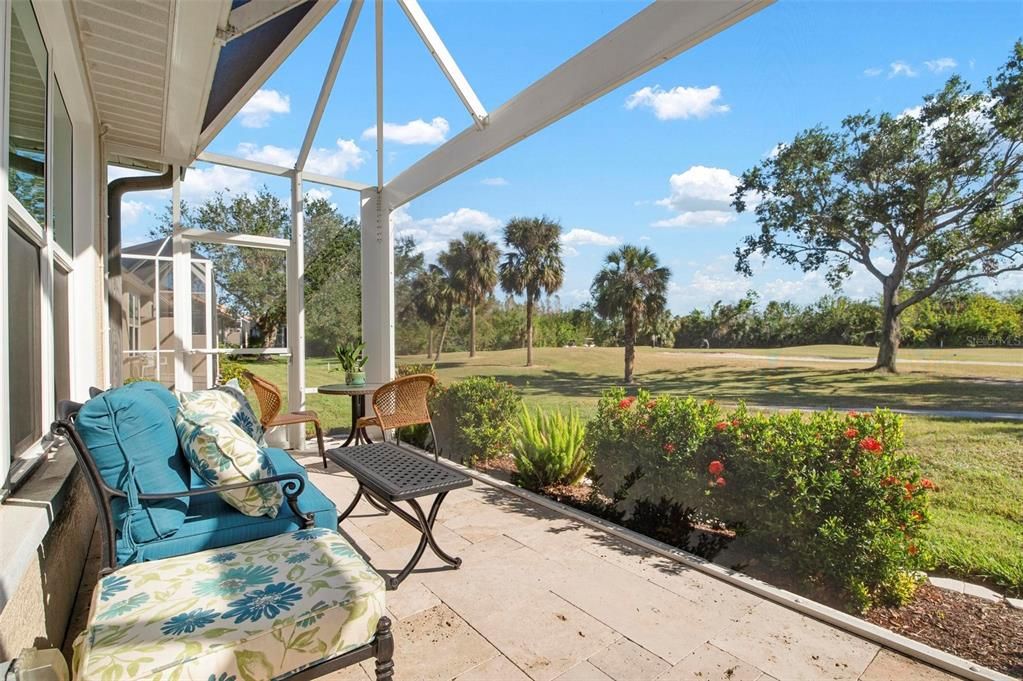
[317,383,383,447]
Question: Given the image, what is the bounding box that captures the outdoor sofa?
[52,381,394,680]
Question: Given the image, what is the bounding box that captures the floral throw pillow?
[177,383,264,445]
[175,409,282,518]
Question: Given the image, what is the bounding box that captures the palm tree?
[499,216,564,366]
[591,245,670,384]
[412,265,447,358]
[422,260,457,361]
[441,232,499,357]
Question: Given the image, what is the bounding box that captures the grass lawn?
[240,344,1022,592]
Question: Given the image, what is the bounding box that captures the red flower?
[847,410,859,418]
[715,477,727,487]
[662,443,676,454]
[911,511,924,522]
[920,478,936,491]
[708,460,725,476]
[646,400,657,409]
[731,419,741,427]
[618,397,636,409]
[907,544,919,556]
[858,436,882,453]
[714,421,729,432]
[844,427,859,439]
[904,481,916,493]
[881,475,900,487]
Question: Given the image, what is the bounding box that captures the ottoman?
[73,528,391,680]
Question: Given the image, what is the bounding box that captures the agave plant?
[512,406,590,490]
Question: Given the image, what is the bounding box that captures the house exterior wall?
[0,0,104,661]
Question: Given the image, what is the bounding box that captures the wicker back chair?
[355,374,438,459]
[243,370,327,467]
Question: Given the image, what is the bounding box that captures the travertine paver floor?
[298,443,964,681]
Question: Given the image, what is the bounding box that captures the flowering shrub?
[587,388,932,610]
[430,377,521,463]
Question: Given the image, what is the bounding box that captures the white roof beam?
[220,0,309,42]
[194,151,371,192]
[180,229,291,251]
[396,0,488,130]
[296,0,364,171]
[303,171,372,192]
[386,0,772,207]
[196,151,293,177]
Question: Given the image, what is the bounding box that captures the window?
[53,81,72,253]
[8,0,47,226]
[7,222,42,457]
[127,291,141,351]
[3,0,77,496]
[53,267,70,404]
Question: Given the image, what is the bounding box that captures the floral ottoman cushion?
[74,528,386,681]
[176,409,283,518]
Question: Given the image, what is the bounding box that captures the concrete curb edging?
[409,448,1014,681]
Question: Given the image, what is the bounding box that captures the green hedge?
[431,376,521,463]
[588,388,934,610]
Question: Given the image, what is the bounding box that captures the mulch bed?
[864,584,1023,678]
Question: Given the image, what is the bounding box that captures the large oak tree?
[733,42,1023,371]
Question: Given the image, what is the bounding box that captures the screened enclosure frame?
[149,0,772,449]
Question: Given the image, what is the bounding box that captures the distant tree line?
[398,288,1023,355]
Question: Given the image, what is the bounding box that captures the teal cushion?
[76,385,190,546]
[125,380,180,417]
[115,474,338,564]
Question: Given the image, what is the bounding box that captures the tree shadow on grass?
[466,363,1023,414]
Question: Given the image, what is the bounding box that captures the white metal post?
[171,166,193,391]
[360,189,394,384]
[204,260,214,388]
[0,0,10,485]
[286,172,306,448]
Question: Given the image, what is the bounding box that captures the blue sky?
[117,0,1023,313]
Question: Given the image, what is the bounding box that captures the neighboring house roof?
[123,237,209,260]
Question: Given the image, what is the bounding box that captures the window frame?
[2,0,75,499]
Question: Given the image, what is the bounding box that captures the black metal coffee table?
[329,442,472,590]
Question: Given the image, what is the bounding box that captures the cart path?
[662,350,1023,368]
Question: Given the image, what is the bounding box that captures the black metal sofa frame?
[52,398,395,681]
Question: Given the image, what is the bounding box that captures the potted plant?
[335,342,368,385]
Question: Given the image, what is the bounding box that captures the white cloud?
[652,210,736,228]
[653,165,743,228]
[924,57,957,73]
[888,61,918,78]
[625,85,730,120]
[899,105,923,119]
[305,187,333,202]
[863,67,883,77]
[180,165,254,202]
[238,89,290,128]
[561,228,620,247]
[237,139,366,176]
[362,117,449,145]
[391,204,501,254]
[481,177,508,186]
[120,199,150,225]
